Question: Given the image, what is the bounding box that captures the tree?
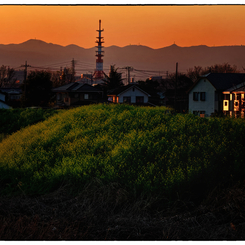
[137,78,160,93]
[21,70,52,107]
[186,63,238,82]
[102,65,124,90]
[0,65,16,88]
[203,63,238,74]
[186,66,203,82]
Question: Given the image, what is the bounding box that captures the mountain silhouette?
[0,39,244,76]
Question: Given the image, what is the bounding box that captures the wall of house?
[0,93,5,102]
[57,93,70,106]
[118,87,148,103]
[189,78,216,116]
[0,101,11,109]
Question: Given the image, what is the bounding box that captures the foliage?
[102,65,124,90]
[187,63,238,82]
[0,108,59,136]
[0,104,245,205]
[0,65,16,88]
[21,70,53,107]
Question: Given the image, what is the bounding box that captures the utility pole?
[174,62,178,111]
[21,61,31,104]
[71,58,75,82]
[124,66,133,85]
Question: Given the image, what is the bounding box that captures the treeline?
[0,62,240,109]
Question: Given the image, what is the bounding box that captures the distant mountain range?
[0,39,245,78]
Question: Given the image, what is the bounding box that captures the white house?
[188,73,245,117]
[0,92,12,109]
[107,84,151,104]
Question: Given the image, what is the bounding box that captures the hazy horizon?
[2,38,245,50]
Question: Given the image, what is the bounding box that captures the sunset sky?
[0,5,244,49]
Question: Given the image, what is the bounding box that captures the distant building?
[52,82,104,108]
[0,88,22,107]
[107,84,151,104]
[149,76,162,82]
[0,91,12,109]
[75,74,93,85]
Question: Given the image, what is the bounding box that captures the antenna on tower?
[93,20,105,83]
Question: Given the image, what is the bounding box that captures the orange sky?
[0,5,244,48]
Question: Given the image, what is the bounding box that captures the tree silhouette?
[187,63,238,82]
[0,65,16,88]
[102,65,124,90]
[21,70,52,107]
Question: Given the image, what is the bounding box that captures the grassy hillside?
[1,104,245,239]
[0,108,59,142]
[1,104,245,202]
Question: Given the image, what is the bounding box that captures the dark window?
[123,96,131,103]
[224,94,229,100]
[132,87,135,92]
[200,92,206,101]
[193,111,198,116]
[200,111,205,115]
[193,92,198,101]
[237,94,241,100]
[136,96,144,103]
[225,101,228,106]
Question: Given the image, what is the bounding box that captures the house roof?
[189,73,245,93]
[108,84,151,96]
[0,88,22,94]
[227,84,245,93]
[52,83,102,93]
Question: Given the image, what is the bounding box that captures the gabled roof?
[52,83,102,93]
[224,84,245,93]
[108,84,151,97]
[189,73,245,93]
[205,73,245,91]
[0,88,22,94]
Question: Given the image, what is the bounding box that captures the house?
[0,88,22,108]
[188,73,245,117]
[52,82,103,107]
[223,83,245,117]
[107,84,151,105]
[75,74,93,85]
[0,91,12,109]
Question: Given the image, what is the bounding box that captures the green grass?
[0,108,59,136]
[0,104,245,203]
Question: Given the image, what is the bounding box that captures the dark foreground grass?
[1,178,245,240]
